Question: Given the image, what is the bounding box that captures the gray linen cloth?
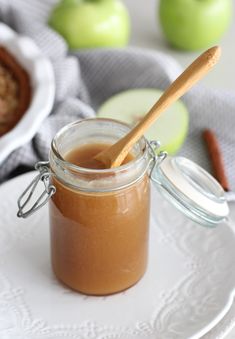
[0,0,235,198]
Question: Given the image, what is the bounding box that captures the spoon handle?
[110,46,221,167]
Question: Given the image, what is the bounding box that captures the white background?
[125,0,235,92]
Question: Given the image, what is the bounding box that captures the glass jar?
[49,119,151,295]
[17,118,230,296]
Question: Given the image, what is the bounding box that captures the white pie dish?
[0,23,55,163]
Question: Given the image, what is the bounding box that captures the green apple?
[97,89,189,155]
[48,0,130,49]
[159,0,232,51]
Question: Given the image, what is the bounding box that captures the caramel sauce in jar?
[49,119,151,295]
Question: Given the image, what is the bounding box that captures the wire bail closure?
[147,140,168,179]
[17,161,56,218]
[17,141,167,219]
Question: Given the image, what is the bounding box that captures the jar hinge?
[147,140,168,179]
[17,161,56,218]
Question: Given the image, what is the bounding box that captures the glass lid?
[151,156,229,228]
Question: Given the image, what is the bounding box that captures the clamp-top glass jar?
[49,119,151,295]
[17,118,229,296]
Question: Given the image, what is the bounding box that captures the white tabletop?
[124,1,235,337]
[125,0,235,92]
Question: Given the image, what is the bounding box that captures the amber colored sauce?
[65,143,134,169]
[49,143,150,295]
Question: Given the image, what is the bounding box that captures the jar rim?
[51,118,149,175]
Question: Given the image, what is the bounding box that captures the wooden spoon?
[95,46,221,168]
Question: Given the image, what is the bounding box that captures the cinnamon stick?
[202,129,230,191]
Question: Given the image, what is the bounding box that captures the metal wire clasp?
[147,140,168,178]
[17,161,56,218]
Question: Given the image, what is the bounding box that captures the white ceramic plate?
[1,172,235,339]
[0,23,55,163]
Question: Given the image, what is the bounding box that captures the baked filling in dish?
[0,46,31,136]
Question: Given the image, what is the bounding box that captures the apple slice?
[97,89,189,155]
